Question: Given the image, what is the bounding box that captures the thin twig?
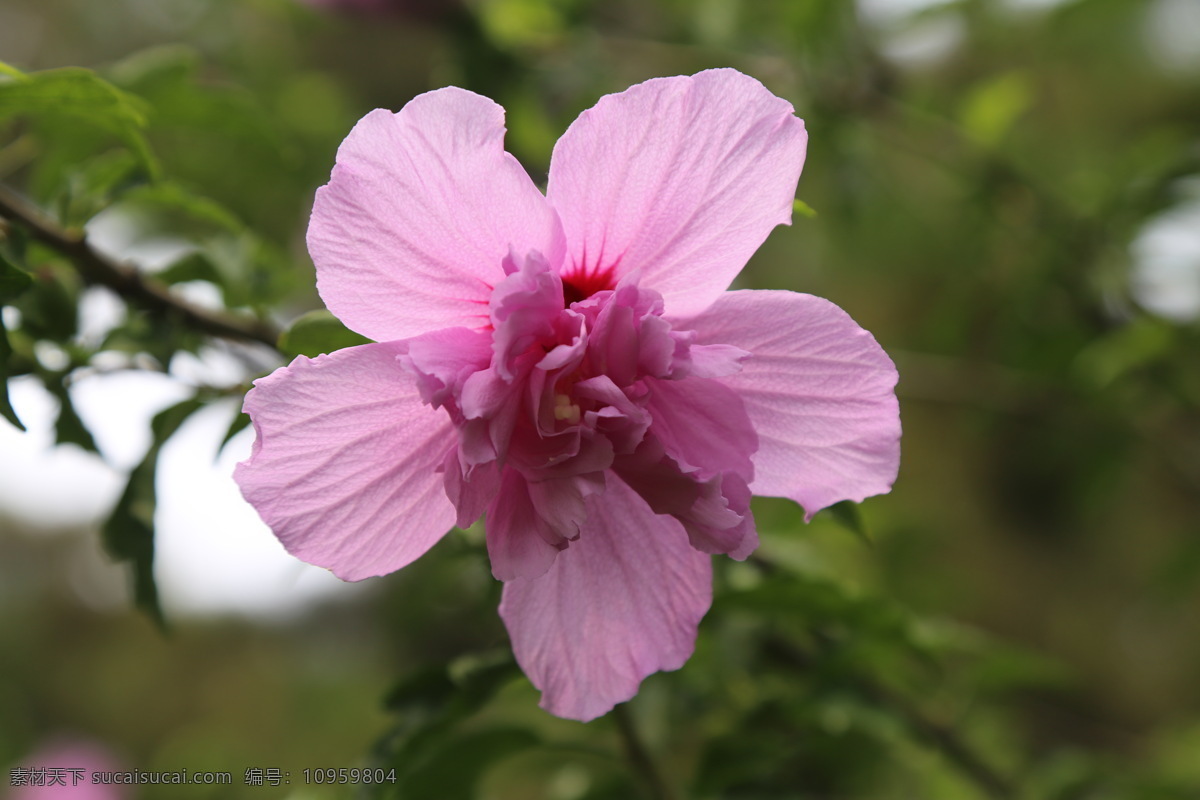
[0,182,282,350]
[612,703,677,800]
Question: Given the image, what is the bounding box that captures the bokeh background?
[2,0,1199,797]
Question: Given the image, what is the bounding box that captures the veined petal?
[309,89,565,342]
[499,477,712,722]
[235,343,456,580]
[684,290,901,518]
[547,69,807,316]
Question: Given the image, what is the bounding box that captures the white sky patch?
[1,367,359,619]
[0,377,123,529]
[77,287,127,348]
[85,206,196,272]
[857,0,950,27]
[1001,0,1077,13]
[169,280,226,312]
[856,0,964,68]
[154,400,362,620]
[169,346,248,387]
[879,15,965,67]
[1144,0,1200,75]
[2,196,358,619]
[1130,187,1200,322]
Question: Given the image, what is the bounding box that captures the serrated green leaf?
[101,396,204,628]
[279,310,372,358]
[0,312,24,431]
[0,66,159,178]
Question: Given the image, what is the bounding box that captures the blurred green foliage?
[2,0,1199,798]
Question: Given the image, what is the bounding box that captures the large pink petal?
[499,477,712,721]
[684,290,901,518]
[235,343,456,580]
[309,89,565,342]
[546,69,807,317]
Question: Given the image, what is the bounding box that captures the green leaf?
[13,261,79,341]
[0,251,33,302]
[384,652,521,724]
[156,251,226,287]
[793,198,818,218]
[217,405,252,459]
[278,310,372,358]
[1073,316,1174,389]
[119,181,245,235]
[101,396,204,628]
[0,253,32,431]
[384,665,458,718]
[395,727,539,800]
[0,65,159,178]
[45,374,99,452]
[107,45,297,240]
[825,499,872,546]
[0,311,24,431]
[57,150,144,227]
[959,71,1033,148]
[373,653,524,799]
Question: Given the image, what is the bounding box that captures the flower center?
[561,266,615,306]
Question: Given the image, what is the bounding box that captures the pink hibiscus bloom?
[10,739,126,800]
[236,69,900,721]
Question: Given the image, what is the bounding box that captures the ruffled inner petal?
[397,266,765,574]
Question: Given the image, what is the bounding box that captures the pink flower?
[236,69,900,721]
[9,739,126,800]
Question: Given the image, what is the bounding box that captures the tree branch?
[0,183,282,350]
[613,704,677,800]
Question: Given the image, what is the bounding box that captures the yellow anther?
[553,394,581,424]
